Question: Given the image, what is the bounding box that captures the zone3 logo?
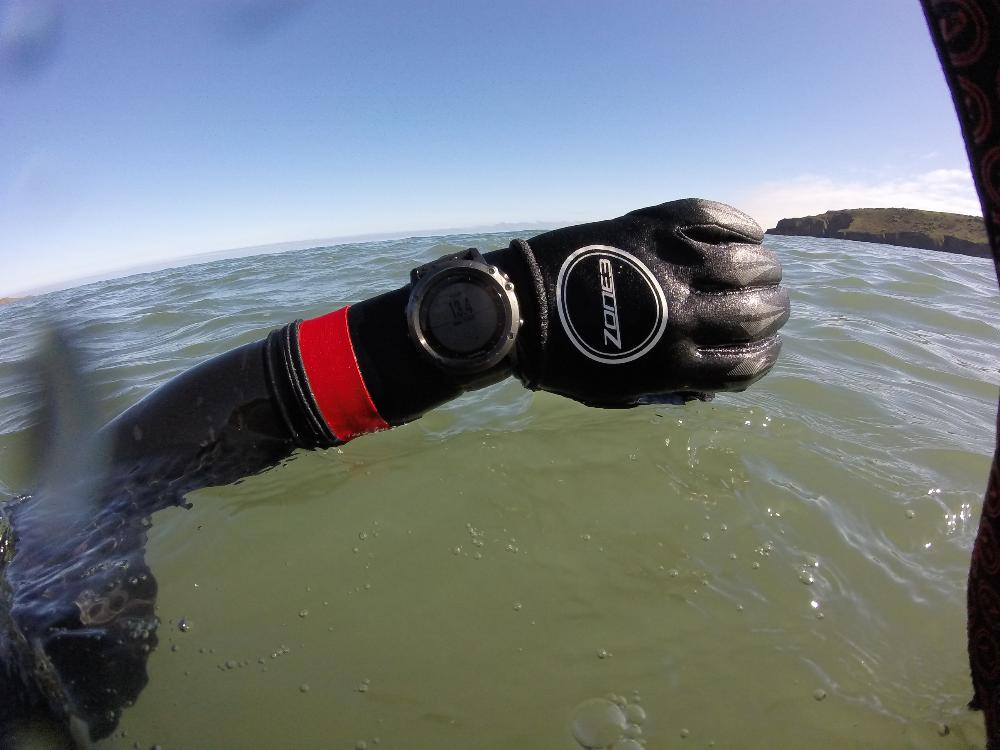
[598,258,621,349]
[555,245,668,365]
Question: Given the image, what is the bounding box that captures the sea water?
[0,233,996,749]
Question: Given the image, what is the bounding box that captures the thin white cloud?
[738,168,982,231]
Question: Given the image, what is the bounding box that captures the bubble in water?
[571,698,628,749]
[611,740,643,750]
[299,609,309,618]
[299,684,310,693]
[813,689,827,701]
[680,727,690,738]
[799,571,815,585]
[624,703,646,724]
[905,509,916,519]
[177,618,190,632]
[513,602,523,611]
[597,648,611,659]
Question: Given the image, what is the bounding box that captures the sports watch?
[405,248,520,374]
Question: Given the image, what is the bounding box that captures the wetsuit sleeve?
[98,320,354,504]
[99,337,297,505]
[96,296,462,504]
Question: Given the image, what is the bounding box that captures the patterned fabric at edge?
[920,1,1000,747]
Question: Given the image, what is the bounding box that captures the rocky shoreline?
[766,208,990,258]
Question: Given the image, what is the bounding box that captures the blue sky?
[0,0,980,296]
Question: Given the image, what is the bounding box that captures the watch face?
[407,255,520,373]
[422,273,505,357]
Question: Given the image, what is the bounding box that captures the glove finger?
[629,198,764,245]
[688,242,783,290]
[690,335,783,392]
[685,285,790,345]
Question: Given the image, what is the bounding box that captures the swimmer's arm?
[97,199,788,502]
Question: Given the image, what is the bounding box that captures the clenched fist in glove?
[503,198,789,407]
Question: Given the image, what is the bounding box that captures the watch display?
[406,249,520,373]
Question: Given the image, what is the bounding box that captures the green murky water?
[0,233,996,748]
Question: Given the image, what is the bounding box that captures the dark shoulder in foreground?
[766,207,990,258]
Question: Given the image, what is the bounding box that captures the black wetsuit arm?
[98,324,334,506]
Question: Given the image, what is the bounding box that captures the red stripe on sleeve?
[297,306,390,442]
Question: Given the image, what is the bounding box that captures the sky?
[0,0,981,296]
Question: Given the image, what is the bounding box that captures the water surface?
[0,233,996,749]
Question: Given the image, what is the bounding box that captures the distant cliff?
[766,208,990,258]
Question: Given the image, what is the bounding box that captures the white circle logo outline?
[555,245,668,365]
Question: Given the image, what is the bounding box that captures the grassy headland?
[766,208,990,258]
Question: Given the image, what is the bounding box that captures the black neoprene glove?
[496,198,789,407]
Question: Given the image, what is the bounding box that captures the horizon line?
[6,219,567,299]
